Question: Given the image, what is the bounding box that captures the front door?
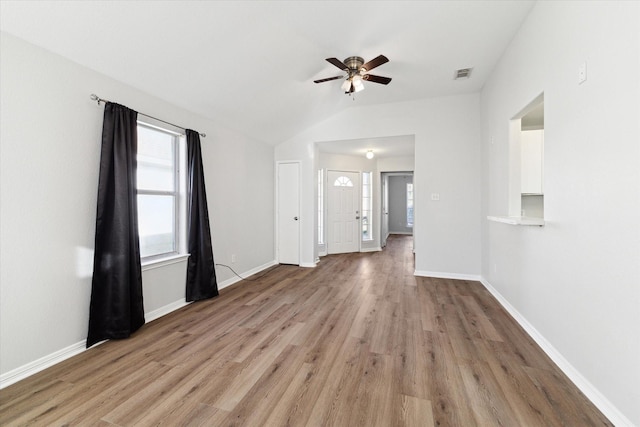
[327,170,360,254]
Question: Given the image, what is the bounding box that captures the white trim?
[487,215,545,226]
[0,296,192,390]
[0,341,87,389]
[142,253,189,271]
[299,262,317,268]
[414,270,482,281]
[216,260,279,290]
[0,260,278,390]
[389,231,413,235]
[146,299,192,323]
[480,277,634,427]
[361,246,382,253]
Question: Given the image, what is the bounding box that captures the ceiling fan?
[314,55,392,94]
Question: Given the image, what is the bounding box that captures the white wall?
[377,156,415,173]
[319,152,372,172]
[276,93,482,277]
[0,33,275,379]
[480,2,639,425]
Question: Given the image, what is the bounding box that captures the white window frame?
[136,121,187,264]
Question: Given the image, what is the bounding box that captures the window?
[318,169,324,245]
[406,183,414,227]
[136,123,184,260]
[362,172,372,241]
[334,176,353,187]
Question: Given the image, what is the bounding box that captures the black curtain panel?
[87,102,145,348]
[185,129,219,301]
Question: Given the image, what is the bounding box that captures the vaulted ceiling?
[0,1,535,145]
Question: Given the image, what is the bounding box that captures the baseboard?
[146,299,192,323]
[299,262,317,268]
[480,277,634,427]
[414,270,482,282]
[0,260,278,390]
[0,297,191,390]
[217,260,278,290]
[361,247,382,253]
[0,340,86,389]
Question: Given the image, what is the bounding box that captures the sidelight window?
[362,172,372,240]
[406,183,414,227]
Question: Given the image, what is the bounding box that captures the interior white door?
[277,162,299,265]
[327,170,360,254]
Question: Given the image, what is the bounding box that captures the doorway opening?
[316,134,415,258]
[380,172,414,249]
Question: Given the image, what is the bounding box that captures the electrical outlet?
[578,61,587,84]
[231,254,236,263]
[431,193,440,201]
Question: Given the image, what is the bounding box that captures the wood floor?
[0,235,611,426]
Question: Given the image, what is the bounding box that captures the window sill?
[141,253,190,271]
[487,216,545,226]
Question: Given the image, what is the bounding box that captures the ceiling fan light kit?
[314,54,392,95]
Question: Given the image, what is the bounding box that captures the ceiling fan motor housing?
[344,56,365,74]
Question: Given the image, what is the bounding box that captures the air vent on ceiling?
[454,67,473,80]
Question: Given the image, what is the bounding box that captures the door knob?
[294,216,298,221]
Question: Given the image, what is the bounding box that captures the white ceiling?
[0,1,535,146]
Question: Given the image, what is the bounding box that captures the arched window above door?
[333,176,354,187]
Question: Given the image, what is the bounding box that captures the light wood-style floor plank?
[0,235,612,426]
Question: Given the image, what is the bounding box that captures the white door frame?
[276,161,301,265]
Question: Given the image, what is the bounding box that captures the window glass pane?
[138,194,175,257]
[137,125,175,191]
[407,183,414,227]
[334,176,353,187]
[362,172,372,241]
[318,169,324,244]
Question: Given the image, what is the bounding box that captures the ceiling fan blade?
[363,74,392,85]
[314,75,344,84]
[361,55,389,72]
[326,57,349,71]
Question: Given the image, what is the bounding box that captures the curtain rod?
[90,94,206,138]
